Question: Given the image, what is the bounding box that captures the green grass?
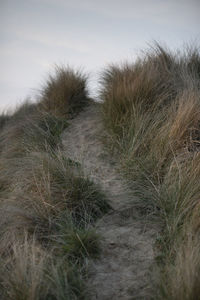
[54,215,101,263]
[0,66,109,300]
[100,42,200,299]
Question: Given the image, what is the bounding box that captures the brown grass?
[39,65,90,117]
[0,66,109,299]
[100,43,200,299]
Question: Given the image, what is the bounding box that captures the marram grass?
[101,42,200,300]
[0,66,109,300]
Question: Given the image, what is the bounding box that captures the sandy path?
[62,103,158,300]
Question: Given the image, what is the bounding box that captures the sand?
[62,102,159,299]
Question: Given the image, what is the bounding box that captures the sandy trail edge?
[62,103,159,300]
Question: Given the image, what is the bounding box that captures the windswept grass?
[0,235,89,300]
[100,43,200,299]
[0,113,10,131]
[0,66,109,299]
[0,112,68,159]
[39,65,91,117]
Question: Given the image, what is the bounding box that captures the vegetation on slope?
[0,66,109,300]
[39,65,90,117]
[100,43,200,299]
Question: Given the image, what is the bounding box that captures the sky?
[0,0,200,112]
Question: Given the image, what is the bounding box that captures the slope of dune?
[62,102,159,299]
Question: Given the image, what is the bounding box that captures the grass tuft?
[39,65,90,117]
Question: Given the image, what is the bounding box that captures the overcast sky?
[0,0,199,112]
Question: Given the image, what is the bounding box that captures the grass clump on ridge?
[39,65,91,117]
[0,113,10,131]
[100,42,200,299]
[0,66,109,300]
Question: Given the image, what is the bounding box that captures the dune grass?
[100,43,200,299]
[39,65,91,117]
[0,66,109,299]
[0,113,10,131]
